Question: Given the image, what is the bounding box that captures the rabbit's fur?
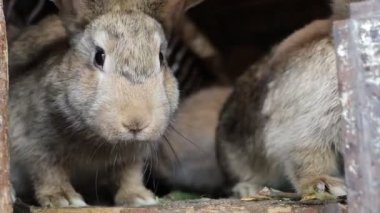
[216,0,348,198]
[8,0,203,207]
[8,15,67,78]
[153,87,231,196]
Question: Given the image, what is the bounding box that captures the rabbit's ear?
[51,0,91,34]
[151,0,205,31]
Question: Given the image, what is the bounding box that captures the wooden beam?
[0,0,12,212]
[334,0,380,212]
[27,200,346,213]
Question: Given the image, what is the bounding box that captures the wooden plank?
[29,200,347,213]
[333,0,380,212]
[0,0,12,212]
[333,19,364,213]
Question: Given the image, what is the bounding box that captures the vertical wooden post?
[334,0,380,212]
[0,0,11,212]
[334,20,362,212]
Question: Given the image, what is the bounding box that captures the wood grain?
[0,0,12,212]
[334,1,380,212]
[27,199,347,213]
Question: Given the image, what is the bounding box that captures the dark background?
[188,0,331,79]
[4,0,332,80]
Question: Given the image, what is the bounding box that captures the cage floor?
[15,199,347,213]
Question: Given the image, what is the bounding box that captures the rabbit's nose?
[123,120,149,134]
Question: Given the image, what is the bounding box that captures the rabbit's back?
[263,35,341,160]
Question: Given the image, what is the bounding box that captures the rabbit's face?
[60,12,178,143]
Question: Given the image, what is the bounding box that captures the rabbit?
[216,0,349,199]
[9,0,204,208]
[152,86,231,196]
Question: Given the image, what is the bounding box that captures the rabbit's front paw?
[232,181,262,198]
[115,187,157,207]
[36,186,87,208]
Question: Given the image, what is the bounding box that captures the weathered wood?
[333,19,365,213]
[0,0,12,213]
[334,0,380,212]
[26,199,347,213]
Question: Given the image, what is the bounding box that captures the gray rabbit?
[216,0,349,199]
[9,0,202,208]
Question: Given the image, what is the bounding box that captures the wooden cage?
[0,0,379,212]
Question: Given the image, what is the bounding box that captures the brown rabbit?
[216,0,349,199]
[9,0,202,208]
[152,86,231,196]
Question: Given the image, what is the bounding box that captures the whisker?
[163,135,181,169]
[95,168,100,203]
[27,0,45,24]
[112,143,120,169]
[90,142,105,163]
[152,143,160,169]
[139,143,157,194]
[146,148,153,192]
[142,144,151,178]
[167,124,206,154]
[151,144,160,194]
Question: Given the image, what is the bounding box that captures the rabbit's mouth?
[50,109,166,144]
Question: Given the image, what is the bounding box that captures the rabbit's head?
[48,1,183,143]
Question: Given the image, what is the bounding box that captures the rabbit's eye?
[159,52,165,66]
[94,47,106,69]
